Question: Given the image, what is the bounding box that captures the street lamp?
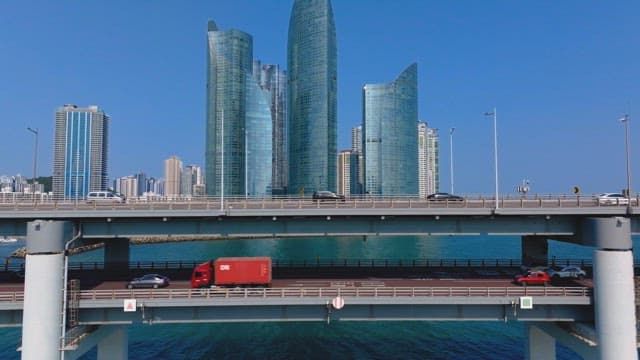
[26,127,39,193]
[484,108,499,209]
[449,127,455,194]
[619,114,631,201]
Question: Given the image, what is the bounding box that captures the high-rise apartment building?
[337,150,351,195]
[53,104,109,199]
[253,60,287,194]
[350,126,364,194]
[363,64,419,195]
[206,21,272,197]
[418,122,439,197]
[287,0,337,195]
[164,156,182,197]
[114,175,138,199]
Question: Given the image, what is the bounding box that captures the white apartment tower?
[418,122,439,197]
[337,150,352,196]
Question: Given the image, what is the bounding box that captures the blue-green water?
[0,235,630,359]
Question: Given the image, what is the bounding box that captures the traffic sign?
[124,299,137,312]
[332,296,345,310]
[519,296,533,309]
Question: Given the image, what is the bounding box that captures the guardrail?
[0,194,637,210]
[76,286,591,301]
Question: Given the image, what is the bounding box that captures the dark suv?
[312,191,345,201]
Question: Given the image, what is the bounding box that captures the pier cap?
[26,220,72,254]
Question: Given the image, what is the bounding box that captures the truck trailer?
[191,256,272,288]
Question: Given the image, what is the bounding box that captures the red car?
[514,271,550,286]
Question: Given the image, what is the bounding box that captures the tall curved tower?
[363,63,419,195]
[287,0,337,194]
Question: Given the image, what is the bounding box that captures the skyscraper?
[253,60,288,194]
[53,104,109,199]
[206,21,272,197]
[287,0,337,195]
[418,122,439,197]
[164,156,182,197]
[363,64,419,195]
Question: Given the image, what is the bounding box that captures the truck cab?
[191,261,213,288]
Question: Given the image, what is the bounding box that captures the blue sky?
[1,0,638,195]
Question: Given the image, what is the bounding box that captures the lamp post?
[449,127,455,194]
[26,127,39,193]
[484,108,499,209]
[619,114,631,201]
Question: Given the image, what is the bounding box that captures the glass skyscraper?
[53,104,109,199]
[206,20,272,196]
[253,60,287,195]
[245,76,273,196]
[287,0,337,195]
[363,63,419,195]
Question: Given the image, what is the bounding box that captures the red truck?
[191,257,272,288]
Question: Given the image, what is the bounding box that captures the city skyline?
[1,1,638,195]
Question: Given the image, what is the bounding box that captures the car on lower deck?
[127,274,170,289]
[514,271,550,286]
[547,266,586,279]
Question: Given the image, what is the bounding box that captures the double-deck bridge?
[0,195,637,359]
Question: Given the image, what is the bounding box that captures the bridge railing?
[68,286,590,301]
[0,193,637,210]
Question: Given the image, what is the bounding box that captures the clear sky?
[1,0,638,195]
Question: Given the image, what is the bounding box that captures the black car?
[312,191,346,201]
[426,192,464,201]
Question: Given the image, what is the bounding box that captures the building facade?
[363,64,419,195]
[287,0,338,195]
[245,78,273,196]
[53,104,109,199]
[418,122,439,197]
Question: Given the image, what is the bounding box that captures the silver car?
[547,266,586,279]
[595,193,629,206]
[127,274,170,289]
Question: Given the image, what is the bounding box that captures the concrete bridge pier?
[64,325,128,360]
[583,217,637,360]
[104,238,130,277]
[21,220,71,360]
[525,324,556,360]
[521,235,548,267]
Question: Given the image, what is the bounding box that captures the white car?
[595,193,629,206]
[547,266,586,279]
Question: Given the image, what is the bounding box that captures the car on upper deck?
[312,191,345,201]
[595,193,629,206]
[426,192,464,202]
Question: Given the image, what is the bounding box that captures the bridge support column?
[525,324,555,360]
[97,326,128,360]
[104,238,130,277]
[521,235,548,267]
[21,220,71,360]
[583,217,637,360]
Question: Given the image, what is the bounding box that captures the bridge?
[0,196,637,359]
